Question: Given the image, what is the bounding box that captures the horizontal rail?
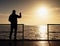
[49,32,60,33]
[0,31,23,33]
[0,39,60,41]
[0,24,24,25]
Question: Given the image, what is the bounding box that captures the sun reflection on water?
[38,25,47,40]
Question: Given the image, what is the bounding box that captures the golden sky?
[0,0,60,25]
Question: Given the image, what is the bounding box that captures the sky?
[0,0,60,25]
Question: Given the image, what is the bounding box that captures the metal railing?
[0,24,60,40]
[47,24,60,40]
[0,24,24,40]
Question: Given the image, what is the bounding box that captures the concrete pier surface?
[0,40,60,46]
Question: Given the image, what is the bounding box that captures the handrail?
[47,24,60,40]
[0,24,60,40]
[0,24,24,40]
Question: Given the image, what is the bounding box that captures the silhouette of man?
[9,10,21,40]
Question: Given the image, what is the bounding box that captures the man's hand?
[19,12,22,18]
[19,12,21,16]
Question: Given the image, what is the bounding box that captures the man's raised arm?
[17,12,22,18]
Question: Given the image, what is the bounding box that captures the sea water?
[0,24,60,40]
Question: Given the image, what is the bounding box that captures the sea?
[0,24,60,40]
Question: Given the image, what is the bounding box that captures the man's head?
[12,10,16,14]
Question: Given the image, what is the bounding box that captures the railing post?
[22,24,24,40]
[47,24,49,40]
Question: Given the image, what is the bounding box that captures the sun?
[38,7,48,15]
[36,6,49,18]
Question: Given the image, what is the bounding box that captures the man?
[9,10,22,40]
